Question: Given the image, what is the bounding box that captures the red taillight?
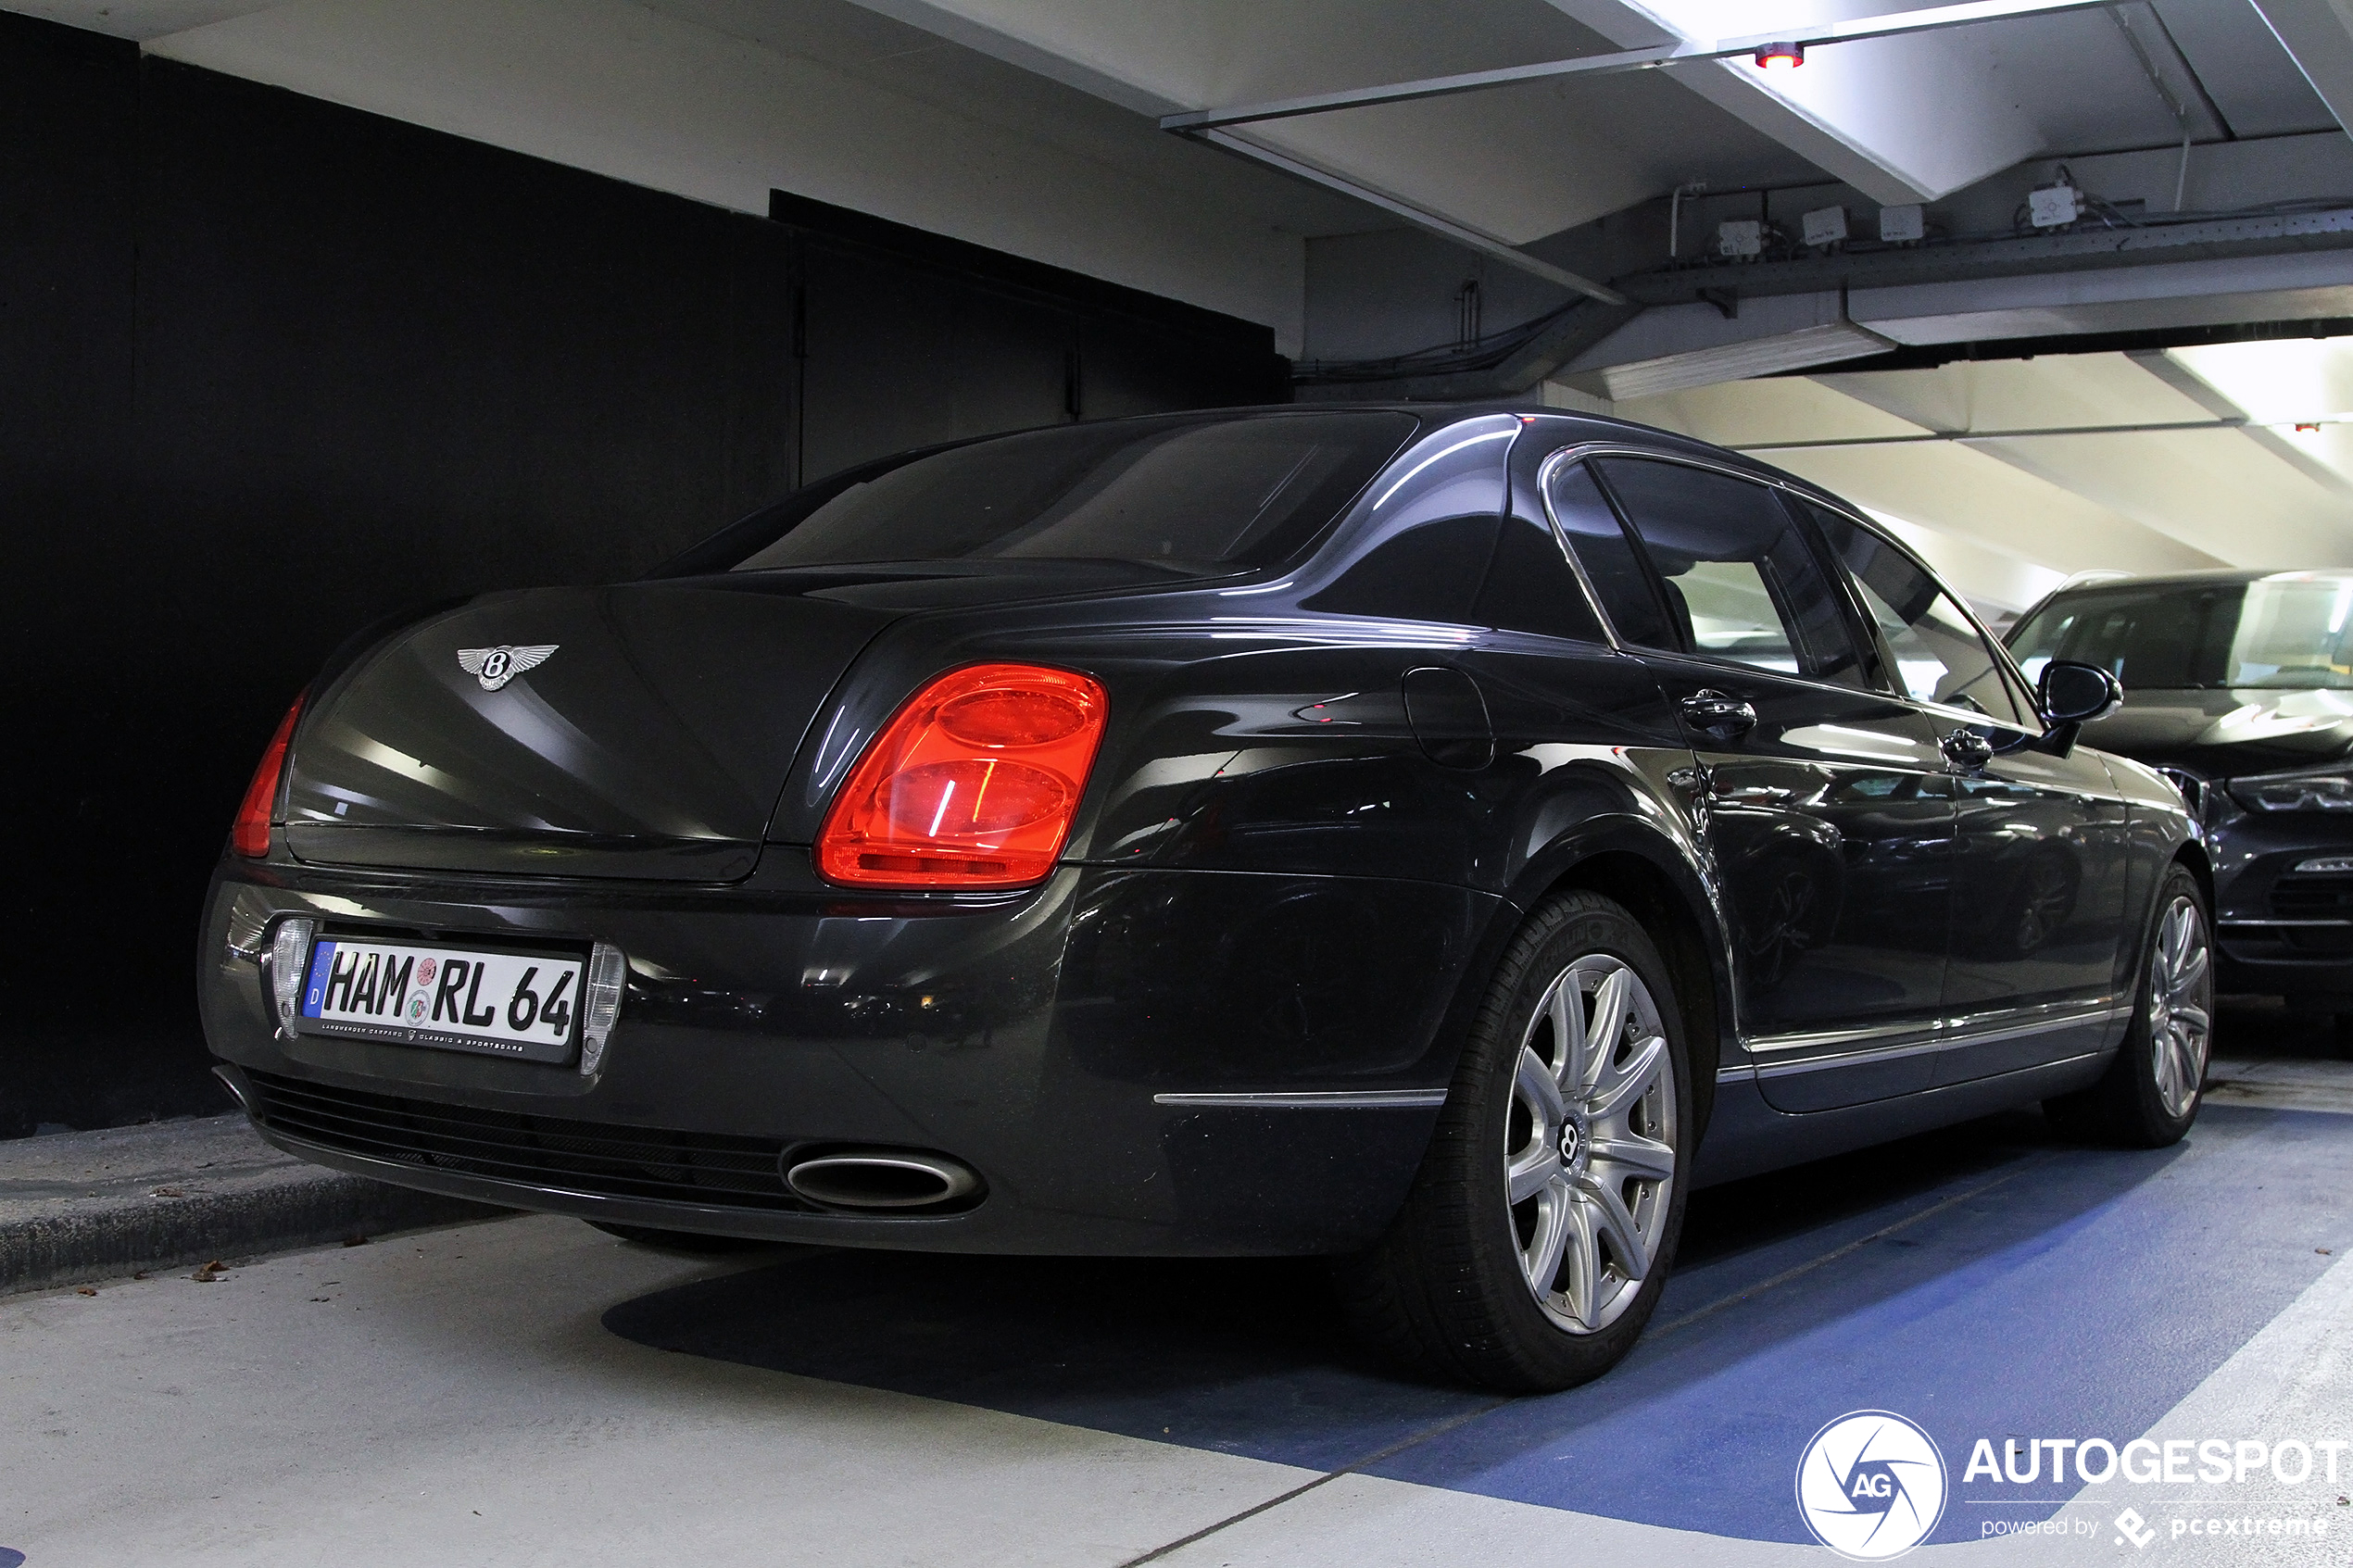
[232,693,306,858]
[817,664,1107,888]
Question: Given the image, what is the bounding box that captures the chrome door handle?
[1678,689,1756,741]
[1941,728,1994,771]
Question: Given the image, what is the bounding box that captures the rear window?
[722,412,1419,574]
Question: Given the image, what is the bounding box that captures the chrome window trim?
[1533,436,1925,706]
[1631,646,1938,716]
[1787,490,2049,736]
[1151,1089,1449,1109]
[1531,444,1630,654]
[1529,431,2049,741]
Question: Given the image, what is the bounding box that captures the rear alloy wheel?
[2045,865,2211,1147]
[1506,953,1680,1336]
[1340,892,1693,1392]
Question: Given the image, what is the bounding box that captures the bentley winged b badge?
[458,645,558,692]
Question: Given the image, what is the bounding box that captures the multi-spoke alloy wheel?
[2145,892,2211,1121]
[1505,955,1678,1336]
[1340,891,1692,1393]
[2045,864,2210,1148]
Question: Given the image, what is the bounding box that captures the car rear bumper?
[200,855,1494,1255]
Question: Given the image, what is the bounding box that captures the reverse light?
[1754,41,1804,69]
[817,663,1108,888]
[268,916,316,1036]
[2226,768,2353,813]
[579,941,628,1075]
[233,693,306,857]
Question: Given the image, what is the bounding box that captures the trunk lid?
[283,582,893,880]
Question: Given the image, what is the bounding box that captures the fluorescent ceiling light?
[2169,338,2353,428]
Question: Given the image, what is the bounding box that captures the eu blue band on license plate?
[296,936,585,1065]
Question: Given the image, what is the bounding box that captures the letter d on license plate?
[296,937,585,1064]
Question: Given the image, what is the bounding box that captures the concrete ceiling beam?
[1541,0,2073,204]
[2251,0,2353,137]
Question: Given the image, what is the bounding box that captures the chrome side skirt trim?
[1738,1000,2131,1080]
[1754,1035,1955,1080]
[1745,1019,1940,1055]
[1719,1047,2109,1089]
[1151,1089,1449,1109]
[2220,918,2352,929]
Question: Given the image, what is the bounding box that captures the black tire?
[2333,1013,2353,1062]
[1338,891,1696,1393]
[585,1220,771,1253]
[2044,864,2211,1148]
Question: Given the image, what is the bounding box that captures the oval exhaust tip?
[785,1149,980,1210]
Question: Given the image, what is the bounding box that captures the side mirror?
[2033,660,2123,757]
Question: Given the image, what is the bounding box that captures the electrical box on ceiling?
[2028,184,2082,228]
[1801,206,1847,247]
[1878,204,1924,243]
[1717,220,1763,258]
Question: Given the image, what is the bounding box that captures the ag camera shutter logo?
[1795,1410,1949,1561]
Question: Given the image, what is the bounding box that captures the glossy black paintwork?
[202,404,2198,1254]
[283,583,892,880]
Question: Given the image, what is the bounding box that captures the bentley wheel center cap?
[1559,1113,1589,1173]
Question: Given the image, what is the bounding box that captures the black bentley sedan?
[204,405,2206,1392]
[2007,569,2353,1054]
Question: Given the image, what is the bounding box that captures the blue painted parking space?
[605,1098,2353,1549]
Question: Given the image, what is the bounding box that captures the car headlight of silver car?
[2224,766,2353,812]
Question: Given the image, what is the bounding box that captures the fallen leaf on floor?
[191,1261,227,1283]
[75,1286,96,1297]
[150,1186,183,1198]
[309,1297,331,1303]
[131,1271,148,1281]
[342,1236,370,1248]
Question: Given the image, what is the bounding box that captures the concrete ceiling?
[18,0,2353,596]
[1614,338,2353,618]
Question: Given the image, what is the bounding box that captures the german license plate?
[296,936,585,1064]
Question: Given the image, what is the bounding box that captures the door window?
[1805,504,2029,725]
[1542,459,1672,647]
[1588,458,1869,687]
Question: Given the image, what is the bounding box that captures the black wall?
[0,14,1285,1135]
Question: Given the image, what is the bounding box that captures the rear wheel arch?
[1429,827,1730,1140]
[1537,849,1724,1140]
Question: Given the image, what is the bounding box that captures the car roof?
[2036,568,2353,595]
[1259,398,1841,504]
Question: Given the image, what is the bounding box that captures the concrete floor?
[5,1005,2349,1567]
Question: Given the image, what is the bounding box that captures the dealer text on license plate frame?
[295,935,585,1064]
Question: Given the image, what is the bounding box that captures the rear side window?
[724,411,1419,573]
[1591,458,1869,687]
[1474,504,1607,644]
[1544,460,1669,646]
[1806,504,2028,725]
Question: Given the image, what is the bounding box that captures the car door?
[1453,438,1714,914]
[1578,455,1955,1112]
[1801,503,2134,1083]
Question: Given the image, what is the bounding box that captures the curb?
[0,1112,509,1295]
[1,1176,505,1295]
